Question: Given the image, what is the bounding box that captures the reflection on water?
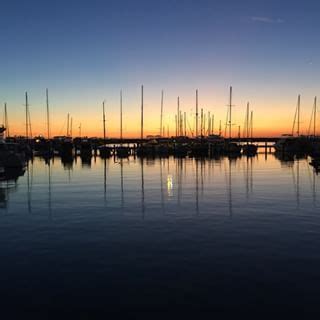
[1,154,319,217]
[0,154,320,312]
[0,167,25,209]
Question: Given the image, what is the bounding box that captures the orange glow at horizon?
[4,90,319,139]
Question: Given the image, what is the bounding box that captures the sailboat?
[116,90,131,158]
[242,103,258,155]
[307,96,320,158]
[34,89,54,158]
[59,113,74,158]
[99,101,112,158]
[223,86,241,155]
[274,95,309,155]
[0,125,26,168]
[136,85,158,157]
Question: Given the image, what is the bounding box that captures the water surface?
[0,154,319,313]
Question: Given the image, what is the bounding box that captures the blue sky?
[1,0,320,136]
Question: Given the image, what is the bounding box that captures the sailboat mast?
[102,101,106,143]
[229,86,232,140]
[28,107,32,139]
[179,110,182,136]
[70,117,73,137]
[25,92,29,139]
[67,113,70,137]
[196,90,199,137]
[314,96,317,137]
[46,89,50,140]
[175,115,177,137]
[4,103,9,137]
[177,96,180,136]
[250,111,253,141]
[160,90,163,136]
[141,85,143,140]
[201,108,203,137]
[212,115,214,135]
[297,94,300,136]
[184,111,187,136]
[140,85,144,141]
[246,102,249,143]
[120,90,123,142]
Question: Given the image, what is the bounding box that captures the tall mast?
[208,112,210,136]
[297,94,300,136]
[4,103,9,137]
[229,86,232,140]
[120,90,123,142]
[175,114,177,137]
[212,115,214,135]
[196,89,199,137]
[246,102,249,142]
[28,107,32,138]
[201,108,203,137]
[160,90,163,136]
[140,85,144,141]
[184,111,187,136]
[70,117,73,137]
[67,113,69,137]
[25,92,29,139]
[177,96,180,136]
[219,120,222,136]
[102,101,106,143]
[180,111,183,136]
[46,89,50,140]
[250,111,253,141]
[314,96,317,137]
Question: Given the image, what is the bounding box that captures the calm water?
[1,154,320,313]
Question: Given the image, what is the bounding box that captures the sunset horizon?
[2,1,320,316]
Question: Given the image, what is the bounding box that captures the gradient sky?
[1,0,320,137]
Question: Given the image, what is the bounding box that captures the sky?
[1,0,320,138]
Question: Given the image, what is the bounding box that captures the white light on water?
[167,174,173,197]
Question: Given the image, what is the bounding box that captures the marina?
[2,0,320,314]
